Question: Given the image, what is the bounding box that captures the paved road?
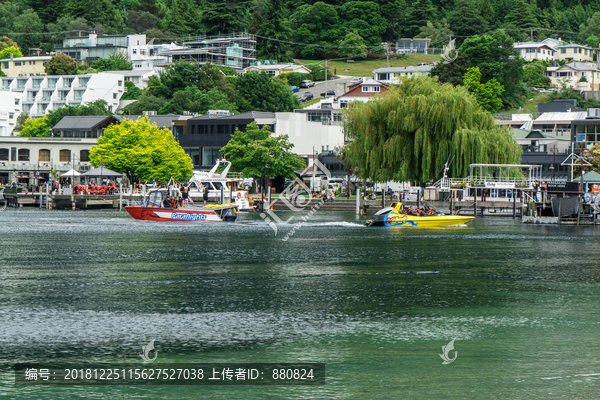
[295,77,357,100]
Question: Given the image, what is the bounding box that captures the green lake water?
[1,209,600,399]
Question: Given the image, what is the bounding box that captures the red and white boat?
[125,187,238,222]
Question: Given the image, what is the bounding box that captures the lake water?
[2,209,600,399]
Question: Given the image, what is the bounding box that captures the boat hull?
[125,206,225,222]
[368,212,475,227]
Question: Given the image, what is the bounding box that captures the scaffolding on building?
[159,33,257,71]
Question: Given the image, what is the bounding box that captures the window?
[2,62,7,69]
[184,148,200,165]
[80,150,90,162]
[217,125,229,134]
[14,62,21,66]
[132,49,137,54]
[18,149,30,161]
[203,147,221,166]
[59,149,71,162]
[38,149,50,162]
[118,80,123,87]
[362,86,380,92]
[113,93,117,99]
[14,99,19,105]
[561,48,566,54]
[0,148,8,161]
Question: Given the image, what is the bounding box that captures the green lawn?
[497,92,552,115]
[299,97,322,109]
[296,54,441,77]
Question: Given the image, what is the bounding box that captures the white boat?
[187,159,252,210]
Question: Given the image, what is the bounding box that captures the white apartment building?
[55,33,169,70]
[0,72,128,136]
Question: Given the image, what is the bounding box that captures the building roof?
[189,111,276,121]
[104,69,156,77]
[513,43,556,50]
[372,65,433,74]
[51,116,119,131]
[560,62,600,71]
[115,114,181,129]
[556,43,592,49]
[6,56,52,62]
[536,111,587,121]
[574,170,600,182]
[246,63,309,71]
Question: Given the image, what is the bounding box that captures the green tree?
[90,117,193,182]
[202,0,250,35]
[28,0,66,25]
[127,10,160,33]
[121,94,167,115]
[447,0,487,44]
[289,2,342,58]
[45,54,78,75]
[522,60,551,87]
[343,75,521,183]
[121,81,142,100]
[404,0,437,38]
[13,10,43,52]
[18,117,50,137]
[219,122,306,188]
[159,87,238,114]
[379,0,406,42]
[579,13,600,44]
[276,72,308,87]
[430,51,471,86]
[305,63,331,81]
[458,31,526,108]
[146,62,233,100]
[64,0,124,32]
[0,37,19,51]
[337,31,368,59]
[339,1,386,48]
[45,100,112,129]
[234,71,300,112]
[14,111,28,132]
[586,35,600,49]
[504,0,537,30]
[162,0,201,36]
[91,50,133,71]
[252,0,292,62]
[462,66,504,113]
[416,19,453,49]
[478,0,495,27]
[0,46,23,59]
[133,0,165,18]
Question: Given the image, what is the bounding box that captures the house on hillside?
[395,38,431,54]
[555,43,594,63]
[338,79,389,108]
[372,65,432,84]
[546,62,600,90]
[0,55,52,77]
[513,42,556,61]
[243,63,310,76]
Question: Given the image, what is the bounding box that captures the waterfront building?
[0,136,96,186]
[178,111,345,168]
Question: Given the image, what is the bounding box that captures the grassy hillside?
[496,92,552,115]
[296,54,441,77]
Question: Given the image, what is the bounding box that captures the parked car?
[290,85,299,93]
[349,77,363,84]
[301,91,314,101]
[320,90,336,97]
[300,80,315,88]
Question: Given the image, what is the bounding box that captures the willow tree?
[343,75,521,182]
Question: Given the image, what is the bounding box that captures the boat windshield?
[145,191,164,207]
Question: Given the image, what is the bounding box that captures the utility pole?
[386,43,389,68]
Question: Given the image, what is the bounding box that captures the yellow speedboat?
[366,202,474,227]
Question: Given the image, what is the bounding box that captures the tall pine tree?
[404,0,437,38]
